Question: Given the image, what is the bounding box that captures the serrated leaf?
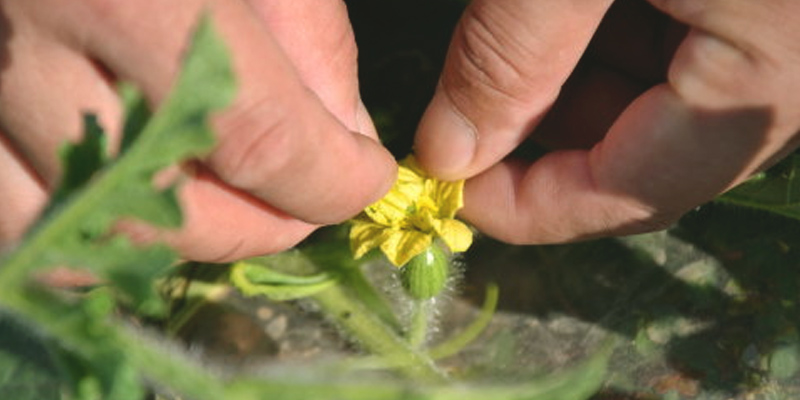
[37,114,108,230]
[0,17,236,400]
[123,14,234,173]
[85,13,235,229]
[118,84,151,155]
[56,114,108,196]
[106,183,183,228]
[11,13,236,272]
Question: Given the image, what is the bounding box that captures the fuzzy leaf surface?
[0,16,235,400]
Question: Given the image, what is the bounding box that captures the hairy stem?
[408,298,432,348]
[311,282,446,382]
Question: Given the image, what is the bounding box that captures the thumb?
[414,0,612,179]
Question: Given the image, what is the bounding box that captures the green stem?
[429,283,498,359]
[166,281,231,336]
[349,284,499,371]
[0,285,227,400]
[0,284,440,400]
[339,264,402,333]
[310,282,446,382]
[408,299,431,348]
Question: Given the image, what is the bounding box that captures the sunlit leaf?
[718,154,800,220]
[0,15,235,400]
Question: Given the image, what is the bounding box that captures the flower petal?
[351,154,472,267]
[399,155,426,177]
[349,221,390,259]
[380,229,432,267]
[436,219,473,253]
[363,164,424,226]
[432,179,464,219]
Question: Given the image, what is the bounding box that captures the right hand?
[415,0,800,244]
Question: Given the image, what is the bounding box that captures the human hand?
[414,0,800,244]
[0,0,395,261]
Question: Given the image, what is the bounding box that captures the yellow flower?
[349,155,473,267]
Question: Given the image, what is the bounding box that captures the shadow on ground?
[461,204,800,397]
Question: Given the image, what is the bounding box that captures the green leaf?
[118,83,151,155]
[109,183,183,228]
[36,114,108,233]
[124,14,234,173]
[0,313,62,400]
[53,114,108,203]
[88,14,234,229]
[7,13,234,272]
[718,154,800,220]
[430,343,611,400]
[0,16,236,400]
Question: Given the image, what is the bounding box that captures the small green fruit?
[401,245,449,299]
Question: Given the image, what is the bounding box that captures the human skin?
[415,0,800,244]
[0,0,396,261]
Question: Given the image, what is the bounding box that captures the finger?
[532,0,686,150]
[120,164,316,262]
[59,0,396,224]
[414,0,614,180]
[531,63,645,151]
[647,0,800,115]
[0,1,122,186]
[463,85,773,243]
[247,0,377,137]
[0,132,47,247]
[171,167,317,262]
[462,1,800,243]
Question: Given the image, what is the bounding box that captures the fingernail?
[415,93,477,179]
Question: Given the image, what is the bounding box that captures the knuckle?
[659,1,800,107]
[444,3,546,111]
[668,31,800,130]
[208,96,302,191]
[669,32,761,104]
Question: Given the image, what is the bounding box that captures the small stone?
[266,314,288,339]
[256,306,275,320]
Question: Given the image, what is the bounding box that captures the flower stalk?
[308,270,446,381]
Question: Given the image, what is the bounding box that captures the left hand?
[0,0,395,261]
